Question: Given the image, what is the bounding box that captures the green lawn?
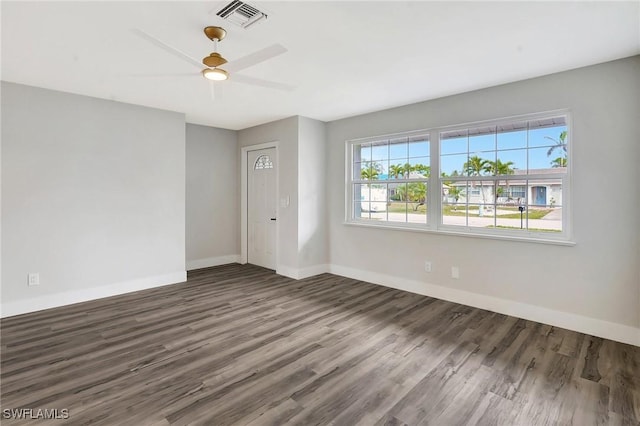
[498,209,552,219]
[387,202,426,214]
[443,205,551,219]
[386,202,553,219]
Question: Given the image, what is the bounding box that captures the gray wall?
[298,116,328,269]
[1,82,186,312]
[238,116,330,276]
[186,123,238,269]
[327,57,640,331]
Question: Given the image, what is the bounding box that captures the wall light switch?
[451,267,460,279]
[280,196,290,208]
[28,273,40,286]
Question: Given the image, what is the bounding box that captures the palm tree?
[412,164,430,178]
[545,130,567,157]
[397,182,427,211]
[464,156,490,176]
[447,185,465,211]
[360,161,382,180]
[550,156,567,168]
[487,159,514,176]
[487,159,515,201]
[388,164,403,179]
[464,156,490,205]
[401,163,412,179]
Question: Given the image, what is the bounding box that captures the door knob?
[270,218,277,221]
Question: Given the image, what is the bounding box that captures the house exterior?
[360,185,387,212]
[443,167,565,207]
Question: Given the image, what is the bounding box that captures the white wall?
[186,124,239,270]
[326,57,640,345]
[297,117,328,272]
[1,82,186,316]
[238,117,299,273]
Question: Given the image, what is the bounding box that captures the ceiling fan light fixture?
[202,68,229,81]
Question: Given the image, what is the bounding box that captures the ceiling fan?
[132,26,295,92]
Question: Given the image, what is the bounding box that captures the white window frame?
[345,110,573,245]
[346,129,432,230]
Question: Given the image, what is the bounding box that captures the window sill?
[343,220,576,246]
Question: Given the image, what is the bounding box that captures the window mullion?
[430,130,440,229]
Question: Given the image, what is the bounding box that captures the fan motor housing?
[204,26,226,42]
[203,52,228,67]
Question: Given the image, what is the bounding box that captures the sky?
[357,124,568,178]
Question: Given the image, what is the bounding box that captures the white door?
[247,148,277,269]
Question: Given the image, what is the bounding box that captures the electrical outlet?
[424,261,432,273]
[451,266,460,279]
[28,273,40,286]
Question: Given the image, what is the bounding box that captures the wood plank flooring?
[1,264,639,425]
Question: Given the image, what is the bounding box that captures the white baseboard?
[0,271,187,318]
[276,264,300,279]
[4,263,636,347]
[276,264,329,280]
[298,264,330,279]
[186,255,240,271]
[328,264,640,347]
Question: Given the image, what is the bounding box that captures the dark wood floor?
[1,264,639,425]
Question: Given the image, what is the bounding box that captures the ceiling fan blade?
[132,28,203,71]
[231,74,296,92]
[225,44,288,73]
[127,73,197,78]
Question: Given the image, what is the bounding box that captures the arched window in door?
[254,154,273,170]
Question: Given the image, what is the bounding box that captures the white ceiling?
[2,1,639,130]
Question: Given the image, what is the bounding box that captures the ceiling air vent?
[216,0,267,29]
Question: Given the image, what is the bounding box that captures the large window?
[440,115,568,235]
[352,133,430,225]
[346,112,570,242]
